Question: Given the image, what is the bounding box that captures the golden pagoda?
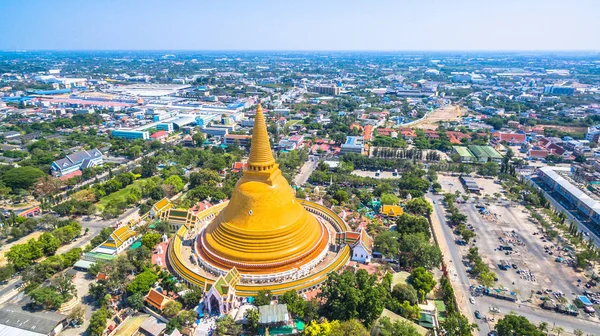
[199,104,328,273]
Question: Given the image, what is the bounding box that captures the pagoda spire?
[246,104,276,172]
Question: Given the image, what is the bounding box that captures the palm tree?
[554,326,564,336]
[574,329,584,336]
[537,322,549,333]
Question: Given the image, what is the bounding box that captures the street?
[294,156,319,186]
[0,207,139,305]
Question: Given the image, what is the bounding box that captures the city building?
[585,125,600,143]
[111,129,150,140]
[277,135,304,151]
[224,134,252,147]
[537,166,600,229]
[156,123,174,133]
[340,136,365,154]
[0,304,67,336]
[544,85,575,96]
[51,148,103,177]
[313,85,340,96]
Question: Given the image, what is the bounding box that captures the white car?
[469,297,475,304]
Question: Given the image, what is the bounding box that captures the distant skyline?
[1,0,599,51]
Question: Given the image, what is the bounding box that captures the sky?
[1,0,599,51]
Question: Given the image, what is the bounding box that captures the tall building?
[544,85,575,95]
[586,125,600,143]
[313,85,340,96]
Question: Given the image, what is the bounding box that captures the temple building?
[166,104,361,309]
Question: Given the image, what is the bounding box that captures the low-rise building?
[224,134,252,147]
[340,136,364,154]
[468,145,503,163]
[111,129,150,140]
[452,146,475,163]
[51,148,103,177]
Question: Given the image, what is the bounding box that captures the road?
[429,193,600,335]
[0,207,139,305]
[294,156,319,186]
[428,194,479,329]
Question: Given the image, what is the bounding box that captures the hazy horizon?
[2,0,599,51]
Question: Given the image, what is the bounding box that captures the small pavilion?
[204,268,241,315]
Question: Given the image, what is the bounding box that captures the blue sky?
[1,0,598,51]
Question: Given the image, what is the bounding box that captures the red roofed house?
[529,149,549,160]
[497,132,526,145]
[400,128,416,141]
[377,128,394,137]
[150,130,169,142]
[58,170,83,181]
[424,130,440,139]
[364,125,374,142]
[145,288,172,311]
[231,162,248,173]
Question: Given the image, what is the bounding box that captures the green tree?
[192,132,205,147]
[280,290,306,318]
[127,145,142,159]
[2,166,45,190]
[398,233,442,269]
[333,189,349,204]
[496,314,544,336]
[141,232,162,249]
[163,300,183,318]
[127,270,158,295]
[189,169,221,188]
[253,289,273,306]
[375,316,420,336]
[380,193,399,205]
[409,267,436,300]
[395,214,431,238]
[163,175,184,193]
[38,232,61,256]
[330,319,369,336]
[127,291,145,310]
[0,265,15,282]
[245,308,259,334]
[215,315,242,336]
[30,286,65,309]
[404,197,433,215]
[442,313,479,336]
[391,284,418,306]
[374,230,399,258]
[182,288,203,309]
[88,308,110,336]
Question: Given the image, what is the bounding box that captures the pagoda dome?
[200,104,328,273]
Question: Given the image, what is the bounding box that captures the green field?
[96,178,149,211]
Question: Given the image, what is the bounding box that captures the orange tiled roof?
[145,288,171,310]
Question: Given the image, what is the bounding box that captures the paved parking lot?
[460,202,584,296]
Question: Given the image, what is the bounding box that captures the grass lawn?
[96,178,149,211]
[285,119,301,127]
